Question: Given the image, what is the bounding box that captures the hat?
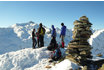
[61,23,64,26]
[39,23,42,27]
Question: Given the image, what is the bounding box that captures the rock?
[78,47,91,51]
[45,65,52,68]
[68,49,78,53]
[79,16,88,20]
[66,16,92,65]
[82,66,88,70]
[98,64,104,70]
[68,44,91,48]
[96,53,102,57]
[80,51,86,55]
[69,68,73,70]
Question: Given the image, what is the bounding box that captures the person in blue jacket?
[47,25,57,51]
[60,23,66,48]
[51,25,56,38]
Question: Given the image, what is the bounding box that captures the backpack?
[39,27,45,35]
[54,48,61,58]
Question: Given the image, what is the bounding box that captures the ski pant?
[32,38,37,49]
[38,35,44,47]
[61,35,65,48]
[61,35,65,42]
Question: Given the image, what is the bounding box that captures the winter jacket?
[32,31,36,40]
[60,25,66,36]
[53,48,61,58]
[38,27,45,36]
[50,37,57,46]
[51,25,56,37]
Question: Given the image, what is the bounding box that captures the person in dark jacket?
[32,29,37,49]
[60,23,66,48]
[49,46,62,62]
[37,23,46,47]
[47,25,57,51]
[47,38,58,51]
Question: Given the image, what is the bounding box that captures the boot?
[62,42,64,48]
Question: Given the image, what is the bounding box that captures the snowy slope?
[0,47,80,70]
[89,29,104,57]
[0,28,22,54]
[0,47,51,70]
[48,59,79,70]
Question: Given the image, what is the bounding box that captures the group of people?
[32,23,45,49]
[32,23,66,61]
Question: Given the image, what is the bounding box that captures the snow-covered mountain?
[0,21,72,54]
[89,29,104,57]
[0,21,104,56]
[0,21,104,70]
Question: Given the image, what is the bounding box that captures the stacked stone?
[66,16,92,65]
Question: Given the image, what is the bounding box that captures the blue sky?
[0,1,104,29]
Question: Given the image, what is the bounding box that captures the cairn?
[66,16,92,65]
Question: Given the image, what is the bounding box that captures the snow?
[0,22,104,70]
[49,59,79,70]
[0,47,79,70]
[0,47,51,70]
[0,28,22,54]
[89,29,104,57]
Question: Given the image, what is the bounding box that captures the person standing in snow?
[32,29,37,49]
[47,25,57,51]
[60,23,66,48]
[37,23,46,47]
